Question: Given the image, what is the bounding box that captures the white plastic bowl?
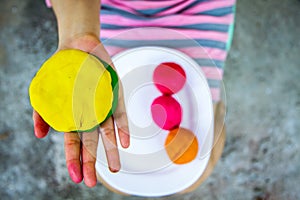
[96,46,214,197]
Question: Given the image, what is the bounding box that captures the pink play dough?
[153,62,186,95]
[151,95,182,130]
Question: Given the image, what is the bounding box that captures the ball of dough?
[153,62,186,94]
[151,95,182,130]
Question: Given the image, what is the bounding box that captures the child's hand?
[32,34,130,187]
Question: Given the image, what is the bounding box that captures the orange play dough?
[164,127,199,164]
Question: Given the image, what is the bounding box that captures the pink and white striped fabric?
[46,0,236,101]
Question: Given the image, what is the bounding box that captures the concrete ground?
[0,0,299,199]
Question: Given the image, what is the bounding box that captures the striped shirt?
[46,0,236,101]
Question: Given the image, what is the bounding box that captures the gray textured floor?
[0,0,299,199]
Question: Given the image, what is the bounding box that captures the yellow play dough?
[29,49,113,132]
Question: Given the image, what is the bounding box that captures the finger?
[90,45,129,145]
[87,43,130,148]
[113,83,130,148]
[81,130,99,188]
[95,47,131,149]
[99,117,121,172]
[32,110,50,138]
[64,132,83,184]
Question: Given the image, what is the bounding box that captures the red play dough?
[153,62,186,95]
[151,95,182,130]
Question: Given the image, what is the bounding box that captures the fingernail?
[108,160,121,173]
[121,139,130,148]
[109,166,120,173]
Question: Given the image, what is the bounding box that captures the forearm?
[51,0,101,48]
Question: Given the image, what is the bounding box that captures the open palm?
[32,34,130,187]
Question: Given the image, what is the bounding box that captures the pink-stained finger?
[81,130,99,188]
[64,132,83,184]
[99,118,121,172]
[32,110,50,138]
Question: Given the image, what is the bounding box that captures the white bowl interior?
[96,46,214,197]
